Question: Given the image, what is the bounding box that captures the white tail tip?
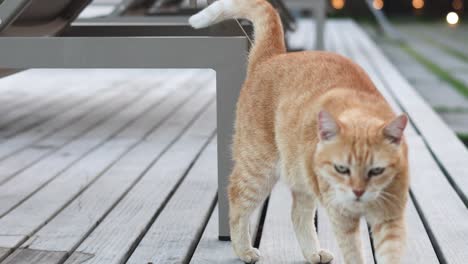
[189,1,233,29]
[188,13,211,29]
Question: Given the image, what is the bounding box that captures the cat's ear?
[318,110,340,141]
[383,114,408,144]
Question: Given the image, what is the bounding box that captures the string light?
[373,0,384,10]
[446,12,460,25]
[412,0,424,9]
[331,0,345,10]
[453,0,463,10]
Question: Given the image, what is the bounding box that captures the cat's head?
[313,110,408,206]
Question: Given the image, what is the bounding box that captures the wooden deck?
[0,20,467,264]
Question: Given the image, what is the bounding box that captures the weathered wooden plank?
[0,69,117,127]
[0,78,162,217]
[258,182,304,263]
[404,199,439,263]
[0,72,200,213]
[2,248,66,264]
[125,137,218,264]
[0,236,27,262]
[315,208,338,262]
[2,248,94,264]
[360,223,374,262]
[0,249,9,260]
[0,85,101,139]
[0,70,187,165]
[0,71,209,261]
[0,69,162,123]
[189,204,263,264]
[0,81,130,185]
[63,102,216,264]
[406,136,468,264]
[0,70,84,117]
[0,87,79,131]
[2,75,215,263]
[347,21,468,204]
[0,75,188,238]
[0,74,124,154]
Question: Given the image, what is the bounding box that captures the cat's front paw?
[237,247,261,263]
[308,249,334,264]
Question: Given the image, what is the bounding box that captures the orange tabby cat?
[190,1,409,263]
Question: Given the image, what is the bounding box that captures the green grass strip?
[457,133,468,147]
[437,44,468,63]
[433,106,468,113]
[420,35,468,63]
[400,43,468,98]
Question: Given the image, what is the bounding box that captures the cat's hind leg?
[291,190,334,264]
[229,165,278,263]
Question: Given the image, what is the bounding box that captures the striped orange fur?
[190,1,409,263]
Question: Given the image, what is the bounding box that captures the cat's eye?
[334,165,350,175]
[368,167,385,177]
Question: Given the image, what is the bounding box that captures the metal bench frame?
[0,0,249,240]
[285,0,326,50]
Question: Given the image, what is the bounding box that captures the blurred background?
[329,0,468,147]
[329,0,465,17]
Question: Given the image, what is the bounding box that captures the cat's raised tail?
[189,0,286,71]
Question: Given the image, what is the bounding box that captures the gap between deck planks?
[0,70,214,262]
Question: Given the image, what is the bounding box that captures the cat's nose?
[353,189,365,198]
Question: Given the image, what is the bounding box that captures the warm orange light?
[331,0,345,10]
[373,0,384,10]
[412,0,424,9]
[453,0,463,10]
[447,12,460,25]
